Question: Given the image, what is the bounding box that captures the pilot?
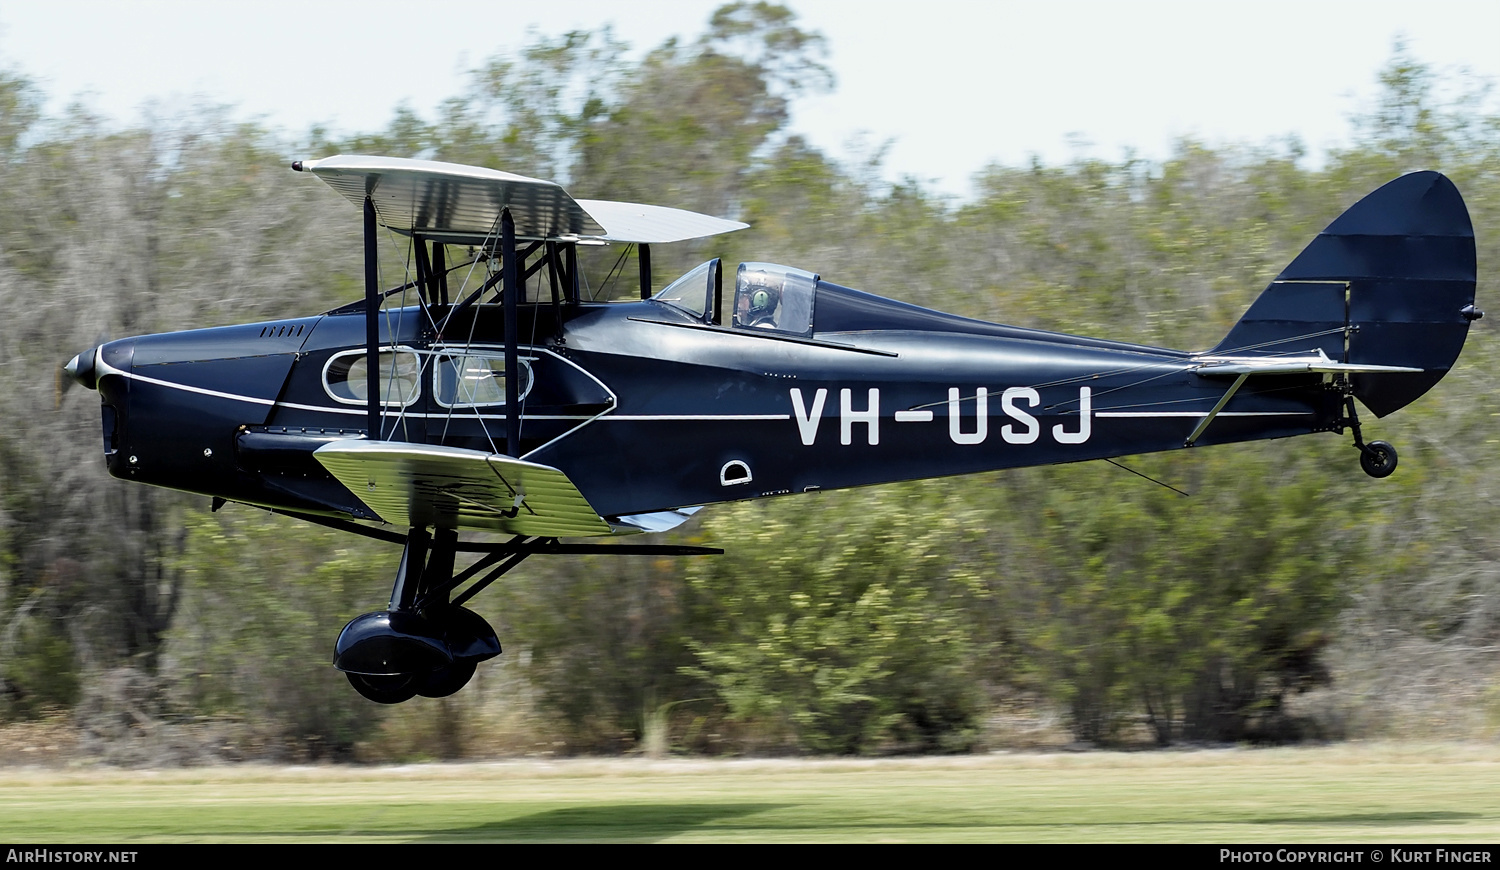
[736,272,782,328]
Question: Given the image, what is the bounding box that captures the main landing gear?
[1339,394,1398,479]
[334,528,507,704]
[329,526,724,703]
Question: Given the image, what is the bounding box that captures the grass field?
[2,743,1497,843]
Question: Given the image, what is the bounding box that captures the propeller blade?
[54,364,69,409]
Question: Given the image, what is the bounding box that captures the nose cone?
[63,347,99,391]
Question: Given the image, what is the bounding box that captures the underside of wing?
[299,155,746,244]
[575,199,748,243]
[314,441,613,537]
[303,154,600,240]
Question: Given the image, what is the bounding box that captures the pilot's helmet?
[744,271,781,315]
[749,287,777,317]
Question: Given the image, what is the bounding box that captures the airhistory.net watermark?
[5,852,137,863]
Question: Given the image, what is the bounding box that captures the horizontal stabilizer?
[1194,350,1421,377]
[314,441,612,537]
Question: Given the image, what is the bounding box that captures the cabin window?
[435,354,534,408]
[323,349,421,407]
[732,262,817,336]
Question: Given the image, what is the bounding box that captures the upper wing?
[299,154,746,244]
[314,440,613,537]
[575,199,747,244]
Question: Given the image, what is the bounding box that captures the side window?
[323,349,421,406]
[435,354,534,408]
[732,263,817,336]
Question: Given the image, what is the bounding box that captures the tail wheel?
[1360,440,1398,478]
[416,661,477,698]
[347,672,419,704]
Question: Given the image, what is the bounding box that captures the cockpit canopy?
[732,262,816,335]
[652,261,818,337]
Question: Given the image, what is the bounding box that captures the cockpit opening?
[731,262,816,336]
[652,260,817,336]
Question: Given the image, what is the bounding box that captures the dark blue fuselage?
[93,277,1340,527]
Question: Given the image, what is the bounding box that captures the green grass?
[2,744,1498,843]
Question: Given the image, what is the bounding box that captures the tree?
[684,485,991,753]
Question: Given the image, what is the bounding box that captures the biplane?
[61,157,1480,702]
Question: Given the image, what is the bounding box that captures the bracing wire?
[1103,458,1191,497]
[376,224,438,442]
[916,326,1350,415]
[590,245,632,301]
[450,210,511,455]
[518,262,545,455]
[439,234,499,450]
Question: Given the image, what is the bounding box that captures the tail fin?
[1212,171,1478,417]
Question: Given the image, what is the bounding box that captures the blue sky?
[2,1,1496,199]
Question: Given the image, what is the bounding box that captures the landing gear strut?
[321,526,723,703]
[335,527,508,705]
[1339,394,1398,479]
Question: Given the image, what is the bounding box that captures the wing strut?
[502,208,520,456]
[412,237,433,308]
[432,241,449,306]
[639,243,652,299]
[363,194,380,439]
[546,241,565,343]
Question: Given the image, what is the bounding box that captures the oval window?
[323,349,422,407]
[436,354,534,408]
